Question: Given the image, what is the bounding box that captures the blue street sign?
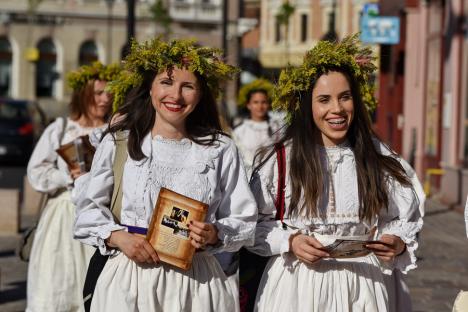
[360,16,400,44]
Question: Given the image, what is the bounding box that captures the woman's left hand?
[70,167,83,180]
[366,234,406,262]
[188,221,219,249]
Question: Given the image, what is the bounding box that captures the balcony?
[170,0,222,23]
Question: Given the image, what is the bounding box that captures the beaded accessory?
[273,34,377,124]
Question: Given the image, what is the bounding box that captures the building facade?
[0,0,235,118]
[400,0,467,206]
[258,0,376,73]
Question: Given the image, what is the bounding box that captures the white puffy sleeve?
[27,118,72,193]
[377,177,423,274]
[73,133,126,255]
[208,139,258,253]
[247,152,297,257]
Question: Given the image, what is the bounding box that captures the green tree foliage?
[150,0,172,38]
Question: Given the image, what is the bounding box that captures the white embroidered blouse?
[248,141,423,274]
[232,119,282,175]
[27,118,104,193]
[73,132,258,256]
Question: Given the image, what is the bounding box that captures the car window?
[0,102,28,119]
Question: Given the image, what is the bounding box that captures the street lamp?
[122,0,136,58]
[105,0,115,63]
[321,0,338,42]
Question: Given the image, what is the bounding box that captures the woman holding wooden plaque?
[26,61,120,312]
[73,39,257,312]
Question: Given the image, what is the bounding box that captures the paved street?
[405,199,468,311]
[0,199,467,311]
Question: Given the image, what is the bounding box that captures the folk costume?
[233,79,281,175]
[248,35,423,312]
[26,62,120,312]
[73,39,257,312]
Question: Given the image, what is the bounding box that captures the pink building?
[402,0,467,207]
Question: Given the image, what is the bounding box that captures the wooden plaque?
[56,135,95,172]
[147,187,209,270]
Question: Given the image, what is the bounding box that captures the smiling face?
[311,71,354,147]
[151,67,201,135]
[87,80,112,120]
[246,91,270,122]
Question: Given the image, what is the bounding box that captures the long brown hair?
[105,69,226,161]
[255,68,411,221]
[69,79,111,122]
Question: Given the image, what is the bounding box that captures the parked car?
[0,98,47,165]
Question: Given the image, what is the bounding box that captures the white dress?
[232,119,282,176]
[26,118,97,312]
[248,142,423,312]
[73,132,257,312]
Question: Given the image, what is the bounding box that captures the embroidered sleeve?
[377,178,423,274]
[206,139,258,253]
[73,133,126,255]
[27,118,72,193]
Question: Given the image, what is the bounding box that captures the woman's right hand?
[106,230,160,264]
[290,234,330,265]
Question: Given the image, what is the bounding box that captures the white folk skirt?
[26,191,94,312]
[91,252,238,312]
[255,254,389,312]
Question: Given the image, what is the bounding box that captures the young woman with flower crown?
[232,79,282,176]
[26,62,120,312]
[73,39,257,312]
[247,35,423,311]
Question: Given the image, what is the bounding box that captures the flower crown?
[67,61,122,91]
[237,78,274,107]
[273,34,377,124]
[108,37,239,111]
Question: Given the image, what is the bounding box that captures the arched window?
[36,38,57,97]
[79,40,98,66]
[0,37,12,97]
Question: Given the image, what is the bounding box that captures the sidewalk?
[0,199,466,311]
[405,198,468,311]
[0,234,28,311]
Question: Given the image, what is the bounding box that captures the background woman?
[248,35,423,311]
[26,61,120,312]
[233,79,282,175]
[73,38,257,312]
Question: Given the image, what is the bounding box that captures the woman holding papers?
[26,61,119,312]
[73,38,257,312]
[248,35,423,311]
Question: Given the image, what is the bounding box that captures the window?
[0,37,12,97]
[79,40,98,66]
[275,17,281,42]
[36,38,57,98]
[301,14,308,43]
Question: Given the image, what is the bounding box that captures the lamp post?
[122,0,136,58]
[321,0,338,42]
[105,0,115,63]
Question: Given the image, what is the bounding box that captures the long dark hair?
[254,68,411,221]
[105,69,225,161]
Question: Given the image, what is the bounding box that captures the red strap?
[275,143,286,222]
